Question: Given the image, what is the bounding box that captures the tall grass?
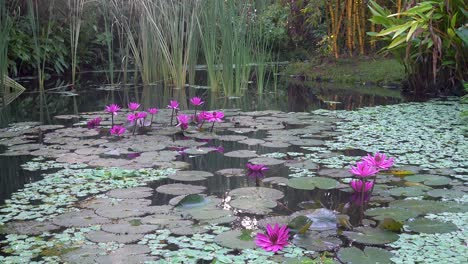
[0,0,9,108]
[27,0,54,123]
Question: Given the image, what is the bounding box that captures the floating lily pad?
[248,157,285,166]
[365,207,419,222]
[224,150,258,158]
[286,161,319,170]
[189,209,232,221]
[229,187,284,200]
[95,245,156,264]
[106,187,153,199]
[262,177,289,185]
[215,168,245,177]
[257,216,291,230]
[239,138,266,146]
[406,218,458,234]
[101,219,159,234]
[85,230,144,244]
[337,247,393,264]
[156,183,206,195]
[261,141,291,148]
[389,199,450,215]
[3,220,59,235]
[230,198,277,214]
[387,186,430,197]
[288,215,313,234]
[291,209,338,231]
[218,135,248,142]
[174,194,206,207]
[62,245,102,264]
[169,170,214,182]
[214,230,256,250]
[289,139,325,146]
[426,189,466,198]
[287,177,339,190]
[53,209,111,227]
[343,227,399,245]
[292,233,342,251]
[404,175,451,186]
[317,168,352,178]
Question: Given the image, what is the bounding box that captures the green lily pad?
[406,218,459,234]
[287,177,339,190]
[337,247,393,264]
[288,216,313,234]
[214,230,256,250]
[229,187,284,200]
[343,227,399,245]
[283,257,315,264]
[365,207,419,222]
[426,189,466,199]
[175,194,206,207]
[378,218,403,232]
[292,233,342,251]
[387,186,430,197]
[230,198,277,214]
[404,175,451,186]
[389,200,452,215]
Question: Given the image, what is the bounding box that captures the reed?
[0,0,9,108]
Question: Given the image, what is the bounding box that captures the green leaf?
[287,177,339,190]
[406,218,458,234]
[378,218,403,232]
[175,194,205,207]
[238,229,253,241]
[343,227,399,245]
[338,247,393,264]
[288,216,313,234]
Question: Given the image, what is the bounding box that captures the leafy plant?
[369,0,468,96]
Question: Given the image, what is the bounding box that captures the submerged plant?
[167,100,180,125]
[105,104,121,126]
[255,224,289,253]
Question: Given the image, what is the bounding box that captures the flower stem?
[111,114,114,127]
[210,122,215,132]
[170,109,174,126]
[149,115,154,128]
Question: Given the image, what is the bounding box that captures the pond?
[0,76,466,263]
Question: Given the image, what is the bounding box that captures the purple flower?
[167,100,180,110]
[247,163,269,173]
[362,152,394,170]
[87,117,101,129]
[349,161,379,178]
[255,224,289,253]
[350,179,373,193]
[105,104,121,115]
[136,112,147,120]
[190,96,204,106]
[148,108,158,115]
[176,114,190,130]
[128,102,140,111]
[207,111,224,122]
[110,125,126,136]
[127,113,138,122]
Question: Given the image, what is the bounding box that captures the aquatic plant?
[349,161,379,178]
[128,102,141,112]
[190,96,204,117]
[247,163,269,173]
[86,117,101,129]
[255,224,289,253]
[207,111,224,132]
[109,125,125,136]
[167,100,179,125]
[349,179,373,193]
[147,108,158,127]
[105,104,121,126]
[363,152,394,170]
[176,114,190,131]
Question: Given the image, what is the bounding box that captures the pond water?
[0,75,466,263]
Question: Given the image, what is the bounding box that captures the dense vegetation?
[1,0,466,100]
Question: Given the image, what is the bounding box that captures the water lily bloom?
[350,179,374,193]
[87,117,101,129]
[176,114,190,130]
[105,104,121,115]
[362,152,395,170]
[136,112,147,120]
[190,96,204,106]
[207,111,224,122]
[167,100,180,110]
[110,125,126,136]
[128,102,140,111]
[247,163,269,173]
[255,224,289,253]
[349,161,379,177]
[148,108,158,115]
[127,113,138,122]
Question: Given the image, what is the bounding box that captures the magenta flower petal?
[148,108,158,115]
[105,104,121,115]
[128,102,140,111]
[255,224,289,253]
[207,111,224,123]
[362,152,395,170]
[350,179,373,193]
[87,117,101,129]
[190,96,204,106]
[110,125,126,136]
[349,161,379,177]
[167,100,180,110]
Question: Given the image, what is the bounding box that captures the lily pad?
[174,194,206,207]
[365,207,419,222]
[337,247,393,264]
[426,189,466,198]
[229,187,284,200]
[168,170,214,182]
[214,230,256,250]
[85,230,144,244]
[215,168,245,177]
[292,233,342,251]
[343,227,399,245]
[248,157,285,166]
[106,187,153,199]
[288,216,313,234]
[156,183,206,195]
[404,175,451,186]
[387,186,430,197]
[230,198,277,214]
[224,150,258,158]
[287,177,339,190]
[53,210,111,227]
[406,218,458,234]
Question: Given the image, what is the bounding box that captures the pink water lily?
[247,163,269,173]
[110,125,126,136]
[190,96,204,106]
[127,113,138,122]
[167,100,180,110]
[128,102,140,111]
[87,117,101,129]
[176,114,190,131]
[255,224,289,253]
[136,112,147,120]
[362,152,395,170]
[349,161,379,178]
[350,179,374,193]
[105,104,121,115]
[207,111,225,132]
[148,108,158,115]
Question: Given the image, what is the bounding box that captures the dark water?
[0,73,402,212]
